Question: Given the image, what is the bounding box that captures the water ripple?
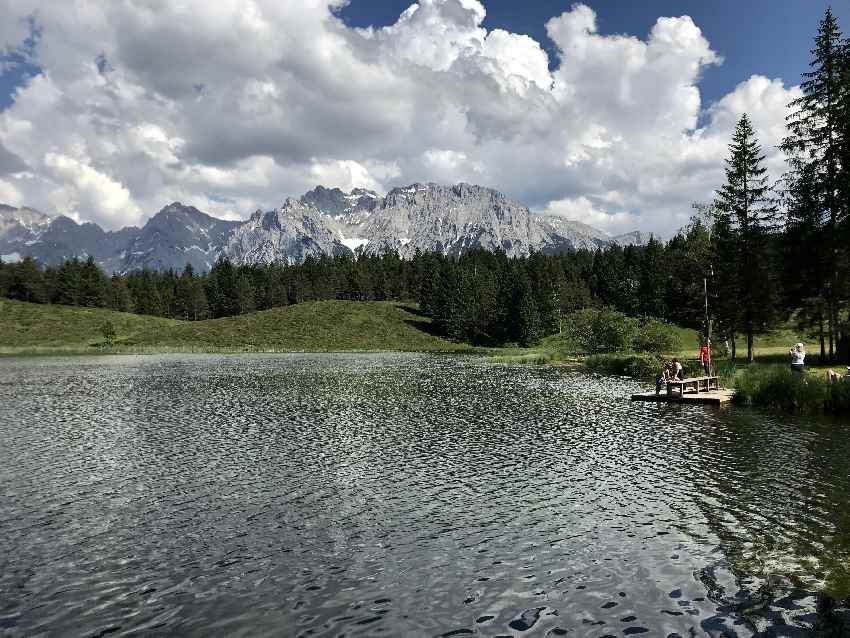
[1,353,849,636]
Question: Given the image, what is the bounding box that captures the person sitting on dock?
[789,343,805,373]
[672,358,685,381]
[827,367,850,384]
[655,363,673,395]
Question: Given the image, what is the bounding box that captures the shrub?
[826,379,850,414]
[563,308,638,354]
[681,359,704,378]
[733,364,828,413]
[633,318,682,354]
[101,320,116,346]
[584,352,664,379]
[712,359,739,388]
[564,309,682,355]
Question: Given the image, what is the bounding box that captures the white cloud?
[543,196,640,236]
[0,177,22,205]
[43,152,141,226]
[0,0,799,234]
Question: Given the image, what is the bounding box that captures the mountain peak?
[1,181,652,272]
[0,203,53,229]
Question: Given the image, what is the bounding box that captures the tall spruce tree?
[714,114,778,362]
[710,212,741,359]
[782,8,849,361]
[780,161,831,360]
[107,274,133,312]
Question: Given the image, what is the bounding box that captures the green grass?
[0,299,465,354]
[0,298,180,353]
[480,332,582,366]
[730,363,850,414]
[584,352,666,378]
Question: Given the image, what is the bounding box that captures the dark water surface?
[1,354,849,637]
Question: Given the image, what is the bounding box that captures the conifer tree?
[56,258,83,306]
[0,258,8,298]
[8,256,45,303]
[714,114,777,362]
[236,273,256,314]
[636,236,665,318]
[80,256,108,307]
[107,274,133,312]
[782,8,849,360]
[710,212,741,359]
[515,276,541,347]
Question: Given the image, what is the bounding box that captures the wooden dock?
[631,389,735,405]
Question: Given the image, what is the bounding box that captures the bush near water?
[732,364,850,415]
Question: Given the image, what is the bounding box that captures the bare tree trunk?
[731,333,737,361]
[827,300,835,363]
[747,331,754,363]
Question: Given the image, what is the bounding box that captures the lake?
[1,353,849,637]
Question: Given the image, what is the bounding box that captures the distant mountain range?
[0,183,651,272]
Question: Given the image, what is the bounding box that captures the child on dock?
[655,363,673,395]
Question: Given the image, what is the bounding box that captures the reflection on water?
[1,353,849,637]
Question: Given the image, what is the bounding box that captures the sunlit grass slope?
[0,298,179,353]
[0,299,464,354]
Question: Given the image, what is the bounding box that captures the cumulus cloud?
[0,0,799,233]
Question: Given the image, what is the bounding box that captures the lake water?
[1,354,849,637]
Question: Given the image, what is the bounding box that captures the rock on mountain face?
[22,216,137,273]
[0,183,650,271]
[0,205,53,259]
[122,203,238,272]
[610,230,654,246]
[305,182,624,258]
[226,199,350,266]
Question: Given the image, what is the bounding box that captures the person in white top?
[671,358,684,380]
[789,343,805,373]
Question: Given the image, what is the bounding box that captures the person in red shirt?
[699,342,711,375]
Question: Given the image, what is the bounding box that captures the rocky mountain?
[122,203,238,272]
[610,230,654,246]
[226,199,350,266]
[0,204,54,259]
[0,183,650,272]
[20,216,137,273]
[303,183,620,258]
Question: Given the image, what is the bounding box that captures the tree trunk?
[826,308,835,363]
[731,334,737,361]
[819,316,826,364]
[747,331,754,363]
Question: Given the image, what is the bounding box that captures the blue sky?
[339,0,849,106]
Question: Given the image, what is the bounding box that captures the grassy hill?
[0,299,465,355]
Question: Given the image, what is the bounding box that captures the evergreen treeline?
[1,9,849,362]
[0,228,713,348]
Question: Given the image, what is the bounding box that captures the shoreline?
[0,346,481,357]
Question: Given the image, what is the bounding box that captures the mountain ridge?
[0,183,651,272]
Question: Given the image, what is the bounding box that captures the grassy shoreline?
[0,298,469,356]
[3,299,847,415]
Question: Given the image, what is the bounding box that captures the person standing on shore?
[790,343,805,373]
[699,342,711,375]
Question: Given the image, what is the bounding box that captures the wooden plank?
[631,389,735,405]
